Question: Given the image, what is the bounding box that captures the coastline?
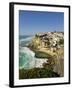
[19,32,64,79]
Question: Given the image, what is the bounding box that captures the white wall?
[0,0,71,89]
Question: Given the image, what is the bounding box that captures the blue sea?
[19,35,34,47]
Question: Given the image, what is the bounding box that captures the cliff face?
[28,32,64,77]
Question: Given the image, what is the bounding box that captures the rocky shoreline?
[27,32,64,77]
[19,32,64,79]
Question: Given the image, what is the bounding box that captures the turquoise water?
[19,35,48,69]
[19,47,35,69]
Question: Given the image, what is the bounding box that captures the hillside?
[28,32,64,77]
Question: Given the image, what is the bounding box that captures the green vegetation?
[59,39,64,45]
[19,68,60,79]
[35,51,52,58]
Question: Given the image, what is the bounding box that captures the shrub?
[59,39,64,45]
[35,51,52,58]
[19,68,60,79]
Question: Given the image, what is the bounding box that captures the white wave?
[20,36,34,42]
[19,47,48,69]
[20,47,35,57]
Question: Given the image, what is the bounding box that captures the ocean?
[19,35,48,69]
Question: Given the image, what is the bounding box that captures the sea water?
[19,35,48,69]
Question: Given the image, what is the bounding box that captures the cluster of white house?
[34,32,64,52]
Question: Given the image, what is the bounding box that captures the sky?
[19,10,64,35]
